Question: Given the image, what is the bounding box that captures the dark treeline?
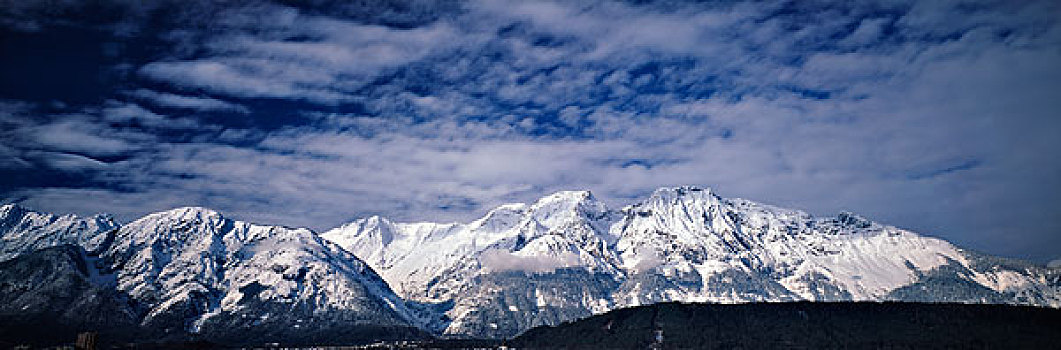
[511,301,1061,349]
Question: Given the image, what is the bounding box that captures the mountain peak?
[115,206,232,247]
[0,204,120,262]
[530,190,605,211]
[529,190,610,229]
[364,214,393,226]
[649,185,715,198]
[0,203,26,219]
[140,206,224,223]
[636,186,722,211]
[834,211,874,229]
[535,190,595,204]
[168,206,222,215]
[359,215,398,243]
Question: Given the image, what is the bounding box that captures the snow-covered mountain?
[323,186,1061,338]
[2,186,1059,342]
[0,205,426,345]
[0,203,118,262]
[322,191,621,298]
[321,190,625,335]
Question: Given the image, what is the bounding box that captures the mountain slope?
[0,203,118,262]
[0,245,145,348]
[324,186,1061,338]
[615,187,961,303]
[611,187,1059,307]
[0,206,429,346]
[107,207,428,344]
[322,191,625,335]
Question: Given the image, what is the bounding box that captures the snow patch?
[479,249,580,273]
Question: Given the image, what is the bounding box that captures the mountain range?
[1,186,1059,344]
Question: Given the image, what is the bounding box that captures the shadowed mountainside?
[0,243,428,348]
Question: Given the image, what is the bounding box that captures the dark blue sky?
[1,0,1059,263]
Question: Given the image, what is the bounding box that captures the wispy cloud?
[127,89,250,114]
[137,5,462,104]
[2,0,1060,262]
[16,119,139,157]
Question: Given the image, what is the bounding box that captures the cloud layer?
[1,0,1059,263]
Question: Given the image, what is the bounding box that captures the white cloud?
[100,100,201,129]
[479,249,580,274]
[25,151,107,172]
[140,59,352,104]
[629,251,663,274]
[138,5,462,104]
[20,119,138,157]
[128,89,249,114]
[839,17,890,48]
[6,0,1061,263]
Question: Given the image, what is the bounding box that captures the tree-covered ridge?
[512,301,1061,349]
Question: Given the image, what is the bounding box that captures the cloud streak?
[2,0,1060,263]
[128,89,250,114]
